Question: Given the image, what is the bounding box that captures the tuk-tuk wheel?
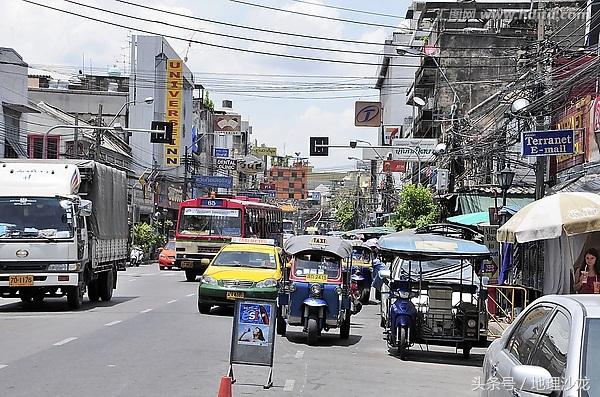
[462,343,472,360]
[339,313,351,339]
[397,327,408,360]
[307,316,319,345]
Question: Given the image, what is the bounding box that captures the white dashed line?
[283,379,295,392]
[129,279,136,282]
[167,300,177,304]
[0,365,7,370]
[186,293,195,297]
[53,337,78,346]
[295,350,304,359]
[107,364,116,367]
[104,320,122,327]
[140,308,153,314]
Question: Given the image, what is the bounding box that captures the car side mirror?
[379,269,391,279]
[78,199,92,217]
[201,258,211,266]
[510,365,555,395]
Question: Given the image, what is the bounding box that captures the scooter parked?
[385,276,417,359]
[130,246,144,267]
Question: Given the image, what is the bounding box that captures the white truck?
[0,160,129,309]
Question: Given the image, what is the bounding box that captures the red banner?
[383,160,406,173]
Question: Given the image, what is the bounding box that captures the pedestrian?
[574,248,600,294]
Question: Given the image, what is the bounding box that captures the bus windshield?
[283,220,294,233]
[179,207,241,237]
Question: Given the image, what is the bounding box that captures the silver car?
[480,295,599,397]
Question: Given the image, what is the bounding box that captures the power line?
[289,0,403,19]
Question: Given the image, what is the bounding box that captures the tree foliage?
[332,197,356,231]
[132,222,164,253]
[389,184,439,230]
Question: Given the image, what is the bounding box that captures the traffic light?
[309,137,329,156]
[150,121,174,144]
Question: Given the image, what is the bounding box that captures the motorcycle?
[350,270,364,315]
[130,246,144,267]
[386,278,417,359]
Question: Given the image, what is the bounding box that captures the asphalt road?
[0,264,486,397]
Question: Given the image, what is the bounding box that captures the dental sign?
[165,59,183,167]
[354,101,381,127]
[521,129,575,157]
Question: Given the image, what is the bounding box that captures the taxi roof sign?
[231,237,275,245]
[309,237,329,246]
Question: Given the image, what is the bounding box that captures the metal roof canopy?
[283,235,352,258]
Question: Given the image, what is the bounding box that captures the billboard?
[521,130,574,157]
[390,138,437,162]
[164,59,183,167]
[553,96,590,173]
[214,114,241,135]
[383,127,401,146]
[355,101,381,127]
[383,160,406,173]
[194,175,233,189]
[215,158,237,171]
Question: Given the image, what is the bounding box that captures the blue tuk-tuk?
[378,229,489,359]
[344,240,374,305]
[276,235,353,345]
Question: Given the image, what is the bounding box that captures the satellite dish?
[511,98,530,113]
[413,96,426,107]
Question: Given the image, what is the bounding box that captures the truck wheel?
[99,270,114,302]
[88,279,99,302]
[67,286,84,309]
[185,270,196,282]
[307,316,319,346]
[462,343,472,360]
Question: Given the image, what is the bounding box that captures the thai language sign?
[194,175,233,189]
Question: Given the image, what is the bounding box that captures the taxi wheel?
[185,270,196,282]
[198,301,211,314]
[307,316,319,345]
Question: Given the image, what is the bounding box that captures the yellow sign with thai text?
[165,59,182,167]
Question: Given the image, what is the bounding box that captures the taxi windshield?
[293,253,340,279]
[213,250,276,269]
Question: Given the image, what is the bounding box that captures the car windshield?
[293,253,340,279]
[583,318,600,396]
[179,207,241,236]
[213,250,276,269]
[0,197,73,239]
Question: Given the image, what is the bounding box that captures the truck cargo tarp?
[85,162,128,240]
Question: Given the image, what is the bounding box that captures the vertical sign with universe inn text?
[165,59,182,166]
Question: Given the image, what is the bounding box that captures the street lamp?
[107,96,154,127]
[498,166,516,223]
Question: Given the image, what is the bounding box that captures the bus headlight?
[467,319,477,328]
[256,278,277,288]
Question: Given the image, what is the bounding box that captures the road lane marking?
[0,365,7,370]
[140,309,153,313]
[129,279,136,282]
[167,300,177,304]
[295,350,304,359]
[104,320,122,326]
[283,379,295,392]
[53,337,78,346]
[186,293,195,297]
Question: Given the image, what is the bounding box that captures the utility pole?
[73,113,79,159]
[535,7,548,200]
[94,104,103,161]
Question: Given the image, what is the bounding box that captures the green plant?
[332,197,356,231]
[132,222,164,252]
[389,184,439,230]
[203,91,214,111]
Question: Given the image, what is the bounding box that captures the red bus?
[175,196,283,281]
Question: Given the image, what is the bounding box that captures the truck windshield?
[0,197,73,239]
[179,207,241,237]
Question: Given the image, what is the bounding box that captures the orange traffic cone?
[217,376,232,397]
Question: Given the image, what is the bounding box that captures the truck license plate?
[9,275,34,287]
[226,291,244,300]
[181,261,193,268]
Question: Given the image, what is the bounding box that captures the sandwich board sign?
[228,299,276,389]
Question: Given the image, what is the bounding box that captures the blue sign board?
[214,148,229,158]
[195,175,233,189]
[521,129,575,157]
[200,199,223,207]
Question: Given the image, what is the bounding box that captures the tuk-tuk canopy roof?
[284,235,353,258]
[342,226,396,237]
[378,230,490,260]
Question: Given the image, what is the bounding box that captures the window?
[29,135,59,159]
[506,305,554,364]
[288,193,294,199]
[529,311,570,379]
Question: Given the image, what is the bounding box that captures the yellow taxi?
[197,237,283,314]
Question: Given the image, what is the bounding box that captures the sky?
[0,0,410,170]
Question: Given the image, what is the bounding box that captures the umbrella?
[447,211,489,226]
[497,192,600,243]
